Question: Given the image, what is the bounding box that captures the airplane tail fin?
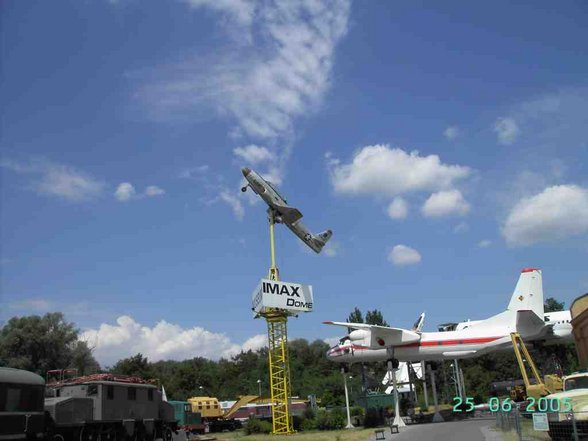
[311,229,333,253]
[507,268,544,319]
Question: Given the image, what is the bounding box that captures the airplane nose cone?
[242,167,251,177]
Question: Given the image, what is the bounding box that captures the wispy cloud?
[443,125,460,141]
[135,1,350,142]
[494,117,520,145]
[9,298,52,312]
[2,159,105,202]
[179,165,210,179]
[478,240,492,248]
[220,190,245,220]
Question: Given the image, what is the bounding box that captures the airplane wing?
[323,321,421,348]
[279,206,303,224]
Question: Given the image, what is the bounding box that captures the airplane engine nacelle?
[348,329,370,343]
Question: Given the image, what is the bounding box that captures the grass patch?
[216,427,378,441]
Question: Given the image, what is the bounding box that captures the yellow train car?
[187,396,223,419]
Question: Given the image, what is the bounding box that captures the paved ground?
[366,419,500,441]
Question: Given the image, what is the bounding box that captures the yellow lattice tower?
[258,211,293,434]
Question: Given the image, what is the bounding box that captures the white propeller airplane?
[325,268,573,365]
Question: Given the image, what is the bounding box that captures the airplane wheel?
[387,358,400,369]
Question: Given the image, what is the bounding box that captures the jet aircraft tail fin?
[507,268,544,320]
[310,229,332,253]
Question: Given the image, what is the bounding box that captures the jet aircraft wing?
[324,321,421,347]
[279,206,303,224]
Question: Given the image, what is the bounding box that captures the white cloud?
[494,117,520,145]
[502,185,588,247]
[421,190,470,218]
[388,245,422,267]
[443,126,460,140]
[2,159,104,202]
[80,315,265,366]
[220,190,245,220]
[233,145,274,164]
[323,241,340,257]
[478,240,492,248]
[114,182,136,202]
[329,145,471,197]
[184,0,255,29]
[115,183,166,201]
[241,334,267,352]
[145,185,165,197]
[137,0,351,141]
[387,197,408,220]
[179,165,209,179]
[453,222,469,234]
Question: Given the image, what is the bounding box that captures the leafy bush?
[351,406,364,417]
[300,417,317,432]
[244,416,272,434]
[315,408,346,431]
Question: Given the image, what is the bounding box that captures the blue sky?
[1,0,587,366]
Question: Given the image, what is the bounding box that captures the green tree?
[347,307,364,324]
[111,353,152,379]
[365,309,389,326]
[71,341,100,375]
[0,313,91,375]
[545,297,565,312]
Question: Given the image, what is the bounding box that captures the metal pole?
[389,350,405,428]
[459,368,466,398]
[454,359,463,399]
[361,363,368,415]
[428,365,444,423]
[268,211,279,281]
[421,361,429,409]
[342,368,354,429]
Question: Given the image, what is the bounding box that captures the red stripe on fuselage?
[342,336,502,352]
[402,336,501,348]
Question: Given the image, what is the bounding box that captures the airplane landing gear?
[387,358,400,369]
[241,186,248,192]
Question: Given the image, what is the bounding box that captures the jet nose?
[242,167,251,177]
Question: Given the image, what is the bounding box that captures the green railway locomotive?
[0,368,46,441]
[1,367,178,441]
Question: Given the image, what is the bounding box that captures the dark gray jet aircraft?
[241,167,332,253]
